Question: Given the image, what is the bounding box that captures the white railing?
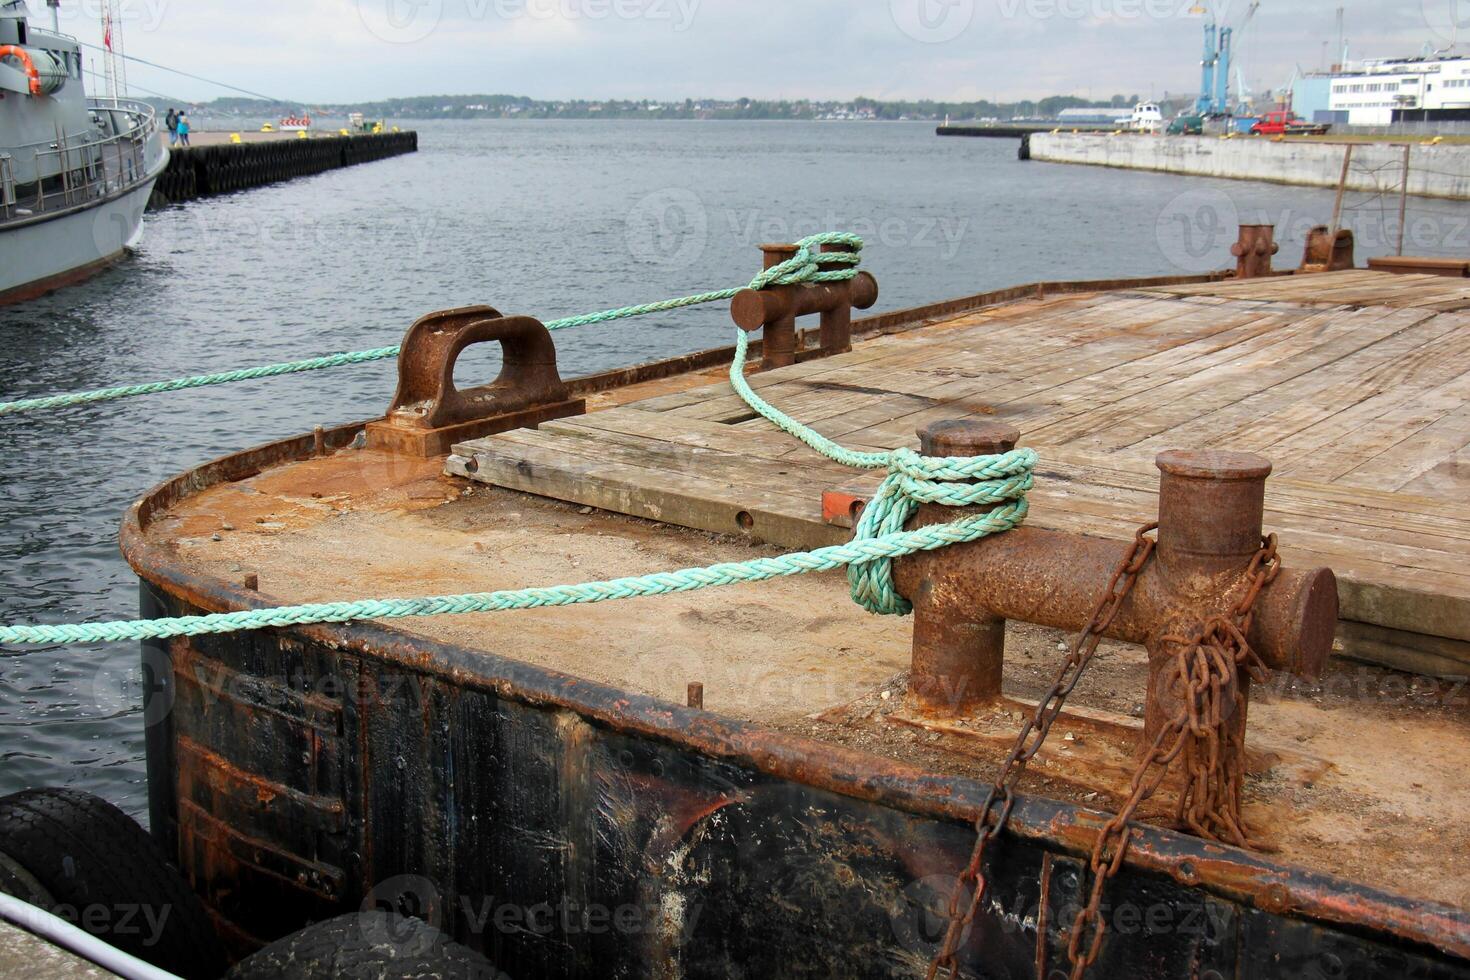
[2,98,159,223]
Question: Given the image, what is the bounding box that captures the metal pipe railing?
[1,99,158,224]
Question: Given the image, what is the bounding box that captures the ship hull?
[121,417,1470,978]
[0,162,164,306]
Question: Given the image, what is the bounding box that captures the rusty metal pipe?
[894,527,1334,677]
[730,274,880,332]
[893,422,1338,726]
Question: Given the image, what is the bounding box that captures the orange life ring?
[0,45,41,97]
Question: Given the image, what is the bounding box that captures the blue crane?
[1192,1,1260,116]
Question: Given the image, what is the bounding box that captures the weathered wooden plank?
[449,437,844,550]
[449,272,1470,674]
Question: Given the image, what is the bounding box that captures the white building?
[1324,55,1470,125]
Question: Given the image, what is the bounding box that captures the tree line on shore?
[145,93,1150,122]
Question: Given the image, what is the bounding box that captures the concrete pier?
[1028,132,1470,201]
[147,130,418,208]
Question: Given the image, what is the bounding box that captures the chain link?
[1065,534,1281,978]
[925,530,1282,979]
[924,523,1158,980]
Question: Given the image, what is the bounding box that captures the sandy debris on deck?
[145,447,1470,909]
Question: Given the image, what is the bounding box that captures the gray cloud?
[69,0,1461,104]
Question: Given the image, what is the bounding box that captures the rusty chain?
[925,523,1158,980]
[1065,533,1281,979]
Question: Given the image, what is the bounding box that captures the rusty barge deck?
[124,266,1470,976]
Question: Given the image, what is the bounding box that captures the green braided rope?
[0,347,404,416]
[0,231,1032,645]
[0,232,861,418]
[722,230,1034,613]
[0,509,1023,646]
[728,327,1035,615]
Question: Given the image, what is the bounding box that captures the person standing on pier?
[165,108,178,146]
[176,113,191,147]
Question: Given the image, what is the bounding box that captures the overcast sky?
[40,0,1463,105]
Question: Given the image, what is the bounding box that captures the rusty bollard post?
[759,244,800,369]
[891,419,1339,773]
[904,419,1021,715]
[1141,451,1334,783]
[818,242,855,355]
[1231,224,1279,279]
[730,244,879,371]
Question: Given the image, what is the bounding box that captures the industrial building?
[1293,55,1470,125]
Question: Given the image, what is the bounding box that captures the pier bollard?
[1231,224,1279,279]
[730,245,878,371]
[817,242,855,356]
[758,244,800,369]
[891,421,1338,798]
[902,419,1020,714]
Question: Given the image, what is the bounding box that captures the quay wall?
[1028,132,1470,201]
[147,131,418,209]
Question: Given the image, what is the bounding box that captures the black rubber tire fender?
[0,788,227,980]
[226,911,506,980]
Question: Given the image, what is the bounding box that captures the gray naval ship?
[0,0,167,305]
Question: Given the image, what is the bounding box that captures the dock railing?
[0,97,159,223]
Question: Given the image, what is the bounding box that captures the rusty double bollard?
[1231,224,1280,279]
[891,419,1338,775]
[730,243,879,369]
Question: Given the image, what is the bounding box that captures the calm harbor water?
[2,119,1467,818]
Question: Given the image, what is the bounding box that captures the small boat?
[0,1,168,305]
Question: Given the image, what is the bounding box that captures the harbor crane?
[1192,0,1260,116]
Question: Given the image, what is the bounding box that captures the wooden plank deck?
[451,270,1470,677]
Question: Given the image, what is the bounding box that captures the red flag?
[103,10,113,50]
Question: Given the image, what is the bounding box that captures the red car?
[1251,110,1331,136]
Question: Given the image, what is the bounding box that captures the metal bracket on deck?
[730,243,879,370]
[1300,225,1356,273]
[365,306,585,457]
[884,419,1338,802]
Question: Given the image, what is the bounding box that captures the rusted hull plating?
[133,580,1469,978]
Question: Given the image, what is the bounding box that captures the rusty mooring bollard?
[1231,224,1280,279]
[892,420,1338,773]
[903,419,1021,714]
[730,243,879,370]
